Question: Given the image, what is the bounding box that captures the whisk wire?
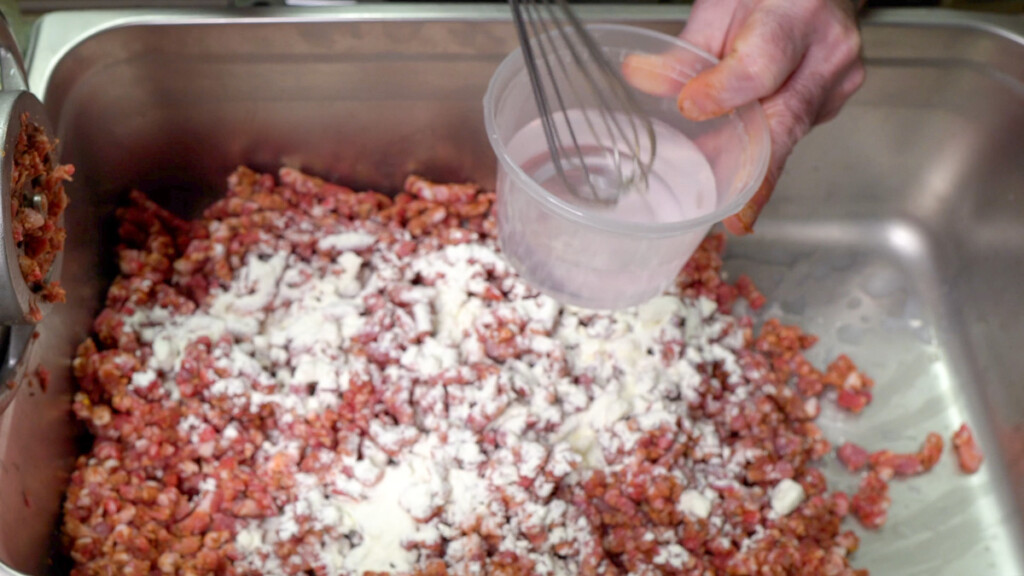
[517,0,598,198]
[509,0,657,204]
[537,2,622,154]
[509,0,567,183]
[578,14,654,137]
[543,0,646,162]
[535,2,626,201]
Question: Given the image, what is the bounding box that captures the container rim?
[483,23,770,238]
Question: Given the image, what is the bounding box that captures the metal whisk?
[509,0,656,205]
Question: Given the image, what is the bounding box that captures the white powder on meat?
[678,489,713,519]
[317,231,377,253]
[770,478,807,517]
[653,543,691,569]
[117,216,759,575]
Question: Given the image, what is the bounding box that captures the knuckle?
[815,92,847,125]
[836,31,864,67]
[763,93,815,153]
[733,22,800,95]
[783,0,839,26]
[848,61,867,92]
[800,0,830,21]
[791,71,829,117]
[805,0,863,67]
[733,52,782,97]
[757,8,804,56]
[830,62,866,110]
[817,107,841,125]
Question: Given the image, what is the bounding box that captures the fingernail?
[738,202,760,231]
[723,215,750,236]
[725,202,759,235]
[623,53,684,98]
[678,95,717,122]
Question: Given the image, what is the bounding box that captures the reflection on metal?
[0,10,67,576]
[0,325,37,415]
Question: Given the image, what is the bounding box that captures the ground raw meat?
[838,434,943,480]
[952,424,983,475]
[11,112,73,321]
[60,167,976,576]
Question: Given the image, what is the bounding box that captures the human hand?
[625,0,865,234]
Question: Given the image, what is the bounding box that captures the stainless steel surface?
[3,5,1022,575]
[0,14,68,573]
[509,0,656,204]
[0,12,28,93]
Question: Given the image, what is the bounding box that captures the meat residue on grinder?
[11,112,73,321]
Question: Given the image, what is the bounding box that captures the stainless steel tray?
[1,5,1021,575]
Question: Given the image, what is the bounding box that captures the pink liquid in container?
[485,25,770,309]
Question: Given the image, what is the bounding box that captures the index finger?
[621,47,715,99]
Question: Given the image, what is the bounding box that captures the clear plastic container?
[484,24,770,310]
